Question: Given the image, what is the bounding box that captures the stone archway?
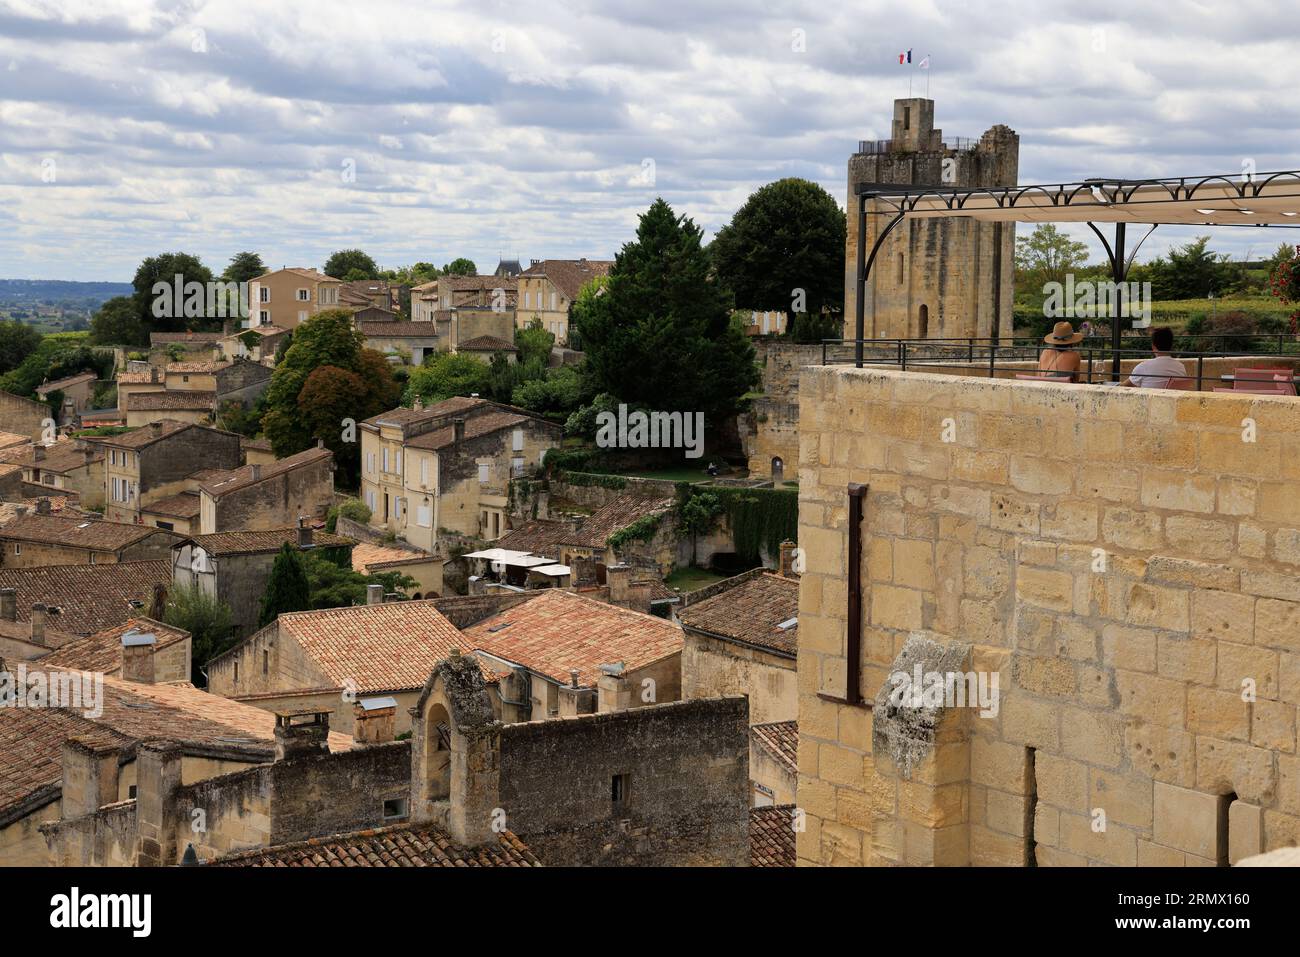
[771,456,784,485]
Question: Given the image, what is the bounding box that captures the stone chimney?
[606,564,632,605]
[597,663,631,713]
[33,445,45,462]
[0,588,15,622]
[367,583,385,605]
[249,463,262,481]
[297,517,313,548]
[35,498,51,516]
[82,446,95,464]
[30,603,46,644]
[413,395,424,412]
[779,539,800,579]
[149,582,167,620]
[453,418,465,445]
[558,668,596,717]
[150,421,162,436]
[133,741,183,866]
[353,697,397,745]
[120,628,157,684]
[60,738,122,819]
[272,710,332,761]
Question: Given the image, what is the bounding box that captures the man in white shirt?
[1122,327,1187,389]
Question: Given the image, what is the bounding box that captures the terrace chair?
[1165,375,1196,391]
[1233,367,1293,390]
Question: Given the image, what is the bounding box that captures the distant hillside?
[0,279,132,306]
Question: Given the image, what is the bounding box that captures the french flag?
[898,49,911,64]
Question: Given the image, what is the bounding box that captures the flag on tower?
[919,54,931,69]
[899,49,912,64]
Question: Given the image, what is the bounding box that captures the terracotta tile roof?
[186,527,352,556]
[199,446,332,497]
[560,490,676,548]
[0,514,169,552]
[125,390,217,412]
[240,438,273,452]
[361,396,485,430]
[166,361,230,374]
[36,371,96,393]
[751,720,798,773]
[0,668,352,818]
[150,332,223,344]
[0,432,30,450]
[458,335,517,353]
[255,599,468,694]
[464,589,683,688]
[520,259,613,300]
[99,419,203,449]
[676,572,798,657]
[443,275,518,292]
[0,561,170,635]
[749,805,796,867]
[351,542,436,574]
[265,267,337,283]
[141,491,201,519]
[210,822,540,867]
[39,617,189,675]
[495,519,573,557]
[5,442,102,473]
[357,321,441,338]
[116,371,159,384]
[406,411,532,452]
[0,497,88,526]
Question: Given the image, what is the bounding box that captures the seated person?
[1122,326,1187,389]
[1038,322,1084,381]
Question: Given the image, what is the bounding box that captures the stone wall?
[745,341,824,481]
[498,697,750,865]
[0,391,51,441]
[208,454,334,532]
[681,629,796,725]
[796,366,1300,866]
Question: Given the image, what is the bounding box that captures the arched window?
[771,457,784,484]
[918,303,929,338]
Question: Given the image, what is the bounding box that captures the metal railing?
[856,136,976,155]
[818,335,1300,392]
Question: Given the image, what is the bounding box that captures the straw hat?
[1044,321,1084,345]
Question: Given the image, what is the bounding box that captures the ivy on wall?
[606,513,662,550]
[706,486,798,563]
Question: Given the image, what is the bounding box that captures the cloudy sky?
[1,0,1297,281]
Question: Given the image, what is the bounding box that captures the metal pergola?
[853,170,1300,376]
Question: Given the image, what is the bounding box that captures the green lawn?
[665,565,731,592]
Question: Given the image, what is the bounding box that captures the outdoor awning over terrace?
[852,170,1300,374]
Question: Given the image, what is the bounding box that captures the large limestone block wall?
[796,366,1300,866]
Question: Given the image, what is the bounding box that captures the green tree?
[89,295,147,346]
[515,320,555,365]
[324,249,379,280]
[441,257,477,276]
[678,491,722,565]
[259,543,312,626]
[131,252,215,335]
[512,364,587,420]
[302,552,417,608]
[0,320,42,374]
[407,352,491,404]
[261,310,400,487]
[1145,236,1226,300]
[711,177,847,324]
[162,583,235,685]
[1014,224,1091,294]
[568,275,609,348]
[326,497,372,533]
[222,251,266,285]
[580,198,758,428]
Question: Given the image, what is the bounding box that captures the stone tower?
[845,98,1019,340]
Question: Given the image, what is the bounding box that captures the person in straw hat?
[1038,321,1084,382]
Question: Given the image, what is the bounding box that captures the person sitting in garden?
[1038,321,1084,381]
[1121,326,1187,389]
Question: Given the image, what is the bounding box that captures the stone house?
[2,441,105,509]
[796,365,1300,867]
[197,445,334,534]
[35,371,97,423]
[115,366,166,412]
[165,358,271,407]
[351,541,444,598]
[463,587,684,723]
[516,259,613,344]
[750,720,797,807]
[357,320,443,364]
[38,616,192,684]
[170,525,353,641]
[246,267,343,330]
[359,397,561,551]
[205,597,479,736]
[457,335,518,364]
[138,492,201,534]
[100,420,242,525]
[677,557,799,726]
[0,587,79,660]
[124,389,216,427]
[0,560,171,635]
[148,331,222,365]
[218,324,289,363]
[0,513,179,568]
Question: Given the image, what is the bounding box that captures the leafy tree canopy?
[1014,224,1092,293]
[223,251,266,285]
[579,198,757,426]
[324,248,379,280]
[259,543,312,627]
[0,320,42,374]
[711,177,847,319]
[89,295,147,346]
[441,257,477,276]
[131,252,215,335]
[163,582,235,684]
[407,352,491,404]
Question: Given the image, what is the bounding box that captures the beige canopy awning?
[858,171,1300,226]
